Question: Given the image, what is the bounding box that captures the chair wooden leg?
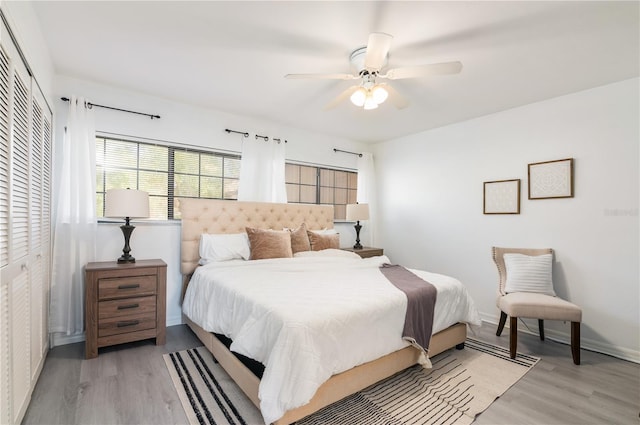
[571,322,581,365]
[538,319,545,341]
[496,311,507,336]
[509,316,518,359]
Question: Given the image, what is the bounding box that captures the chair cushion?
[498,292,582,322]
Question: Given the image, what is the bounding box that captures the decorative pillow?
[199,233,250,265]
[288,223,311,254]
[307,230,340,251]
[504,253,556,296]
[246,227,293,260]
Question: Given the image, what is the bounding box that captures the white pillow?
[294,248,361,259]
[199,233,250,264]
[504,253,556,296]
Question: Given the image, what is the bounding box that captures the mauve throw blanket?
[379,263,437,368]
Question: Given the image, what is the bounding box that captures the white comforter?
[182,254,481,424]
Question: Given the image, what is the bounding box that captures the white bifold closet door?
[0,15,53,425]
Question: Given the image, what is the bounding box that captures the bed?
[179,198,481,425]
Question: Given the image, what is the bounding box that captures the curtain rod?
[225,128,249,137]
[61,97,160,119]
[225,128,287,143]
[333,148,362,157]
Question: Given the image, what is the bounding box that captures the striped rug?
[164,338,538,425]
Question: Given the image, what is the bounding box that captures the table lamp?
[346,203,369,250]
[105,188,149,263]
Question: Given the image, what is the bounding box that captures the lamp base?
[353,222,363,250]
[117,255,136,264]
[118,223,137,264]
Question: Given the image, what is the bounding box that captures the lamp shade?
[346,203,369,221]
[371,85,388,104]
[363,95,378,110]
[105,189,149,218]
[350,87,367,107]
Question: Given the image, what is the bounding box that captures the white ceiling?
[32,1,639,144]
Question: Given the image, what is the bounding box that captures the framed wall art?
[483,179,521,214]
[528,158,574,199]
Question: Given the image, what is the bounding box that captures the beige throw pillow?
[307,230,340,251]
[288,223,311,254]
[246,227,293,260]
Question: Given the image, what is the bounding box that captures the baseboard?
[51,332,85,347]
[479,312,639,364]
[167,314,183,327]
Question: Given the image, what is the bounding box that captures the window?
[285,163,357,220]
[96,136,356,221]
[96,137,240,220]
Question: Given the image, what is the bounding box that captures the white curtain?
[50,96,97,336]
[357,152,376,246]
[237,137,287,203]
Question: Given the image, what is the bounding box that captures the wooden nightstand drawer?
[99,295,157,319]
[98,275,156,300]
[98,312,157,337]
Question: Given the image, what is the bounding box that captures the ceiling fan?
[285,32,462,111]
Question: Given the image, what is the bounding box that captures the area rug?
[163,338,538,425]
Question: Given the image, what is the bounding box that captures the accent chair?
[492,247,582,365]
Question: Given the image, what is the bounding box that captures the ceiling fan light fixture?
[363,95,378,110]
[287,32,462,111]
[350,87,367,107]
[371,84,388,104]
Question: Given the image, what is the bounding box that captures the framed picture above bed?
[483,179,521,214]
[528,158,574,199]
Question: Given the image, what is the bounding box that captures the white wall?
[374,78,639,362]
[53,75,370,336]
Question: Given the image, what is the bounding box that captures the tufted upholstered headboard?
[179,198,334,277]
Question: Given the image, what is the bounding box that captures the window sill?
[97,219,180,226]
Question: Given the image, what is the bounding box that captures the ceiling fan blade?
[379,83,409,109]
[382,61,463,80]
[324,86,360,110]
[364,32,393,71]
[285,73,357,80]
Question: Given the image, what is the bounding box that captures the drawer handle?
[117,320,140,328]
[118,284,140,290]
[117,303,139,310]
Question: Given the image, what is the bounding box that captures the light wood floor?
[22,322,639,425]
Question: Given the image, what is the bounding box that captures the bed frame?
[179,198,467,425]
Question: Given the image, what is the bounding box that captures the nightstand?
[85,259,167,359]
[341,247,384,259]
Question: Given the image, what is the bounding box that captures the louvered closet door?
[6,45,32,425]
[0,40,11,425]
[0,17,52,424]
[40,98,52,372]
[30,89,49,381]
[10,56,32,425]
[0,40,8,271]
